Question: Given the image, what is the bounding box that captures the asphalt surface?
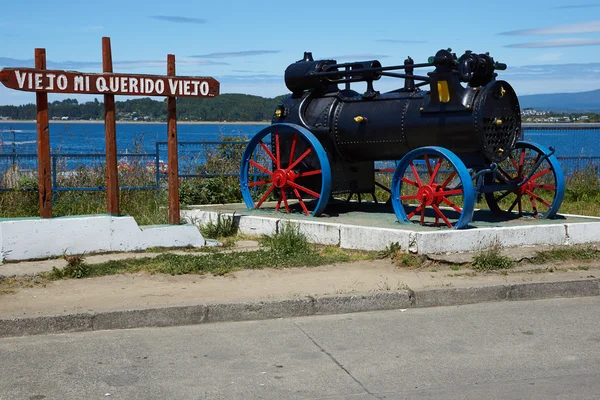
[2,296,600,399]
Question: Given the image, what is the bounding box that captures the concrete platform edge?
[181,209,600,254]
[1,278,598,338]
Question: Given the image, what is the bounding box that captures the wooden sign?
[2,37,217,223]
[0,68,219,97]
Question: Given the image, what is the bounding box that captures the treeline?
[0,93,288,122]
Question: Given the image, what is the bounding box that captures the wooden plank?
[35,48,52,218]
[167,54,180,225]
[102,37,120,215]
[0,68,219,97]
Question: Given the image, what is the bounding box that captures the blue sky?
[1,0,599,105]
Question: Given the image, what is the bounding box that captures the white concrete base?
[183,209,600,255]
[0,215,205,262]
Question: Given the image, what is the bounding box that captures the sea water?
[0,121,268,154]
[1,121,599,158]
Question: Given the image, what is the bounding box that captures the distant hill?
[2,89,599,121]
[519,89,600,112]
[0,93,289,122]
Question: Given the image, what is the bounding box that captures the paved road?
[1,297,600,400]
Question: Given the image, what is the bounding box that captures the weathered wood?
[103,37,119,215]
[167,54,180,225]
[0,68,219,97]
[35,48,52,218]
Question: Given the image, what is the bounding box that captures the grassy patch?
[49,254,90,279]
[472,244,514,271]
[376,242,426,268]
[43,227,374,280]
[197,212,238,239]
[530,246,600,264]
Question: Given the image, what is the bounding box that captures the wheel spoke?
[407,204,423,219]
[509,153,520,172]
[409,162,423,186]
[296,169,322,178]
[275,196,282,211]
[401,177,419,188]
[529,168,551,181]
[432,205,452,228]
[255,184,275,208]
[281,189,290,213]
[420,206,425,224]
[529,195,538,215]
[526,189,551,208]
[494,190,513,203]
[439,189,462,197]
[429,158,443,185]
[497,166,513,182]
[288,133,298,169]
[441,171,457,189]
[441,196,462,213]
[424,155,433,176]
[288,181,320,198]
[293,188,309,215]
[248,179,271,187]
[400,194,420,201]
[507,196,520,213]
[535,184,556,190]
[249,159,273,176]
[286,148,312,172]
[518,148,526,176]
[275,132,281,169]
[259,141,276,164]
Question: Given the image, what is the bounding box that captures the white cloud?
[505,38,600,48]
[500,20,600,35]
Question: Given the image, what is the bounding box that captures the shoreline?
[0,120,269,125]
[1,120,599,128]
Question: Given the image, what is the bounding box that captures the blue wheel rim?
[391,146,476,229]
[239,123,332,216]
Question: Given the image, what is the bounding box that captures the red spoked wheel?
[391,147,475,229]
[485,141,564,219]
[240,124,332,216]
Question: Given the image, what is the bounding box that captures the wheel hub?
[518,176,536,195]
[417,185,443,206]
[272,169,289,188]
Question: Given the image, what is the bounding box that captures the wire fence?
[1,128,599,193]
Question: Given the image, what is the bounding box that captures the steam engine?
[239,48,563,228]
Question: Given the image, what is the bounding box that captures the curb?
[1,279,599,338]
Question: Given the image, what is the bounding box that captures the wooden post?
[167,54,180,224]
[35,48,52,218]
[102,37,120,215]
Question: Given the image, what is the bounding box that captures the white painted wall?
[0,215,204,262]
